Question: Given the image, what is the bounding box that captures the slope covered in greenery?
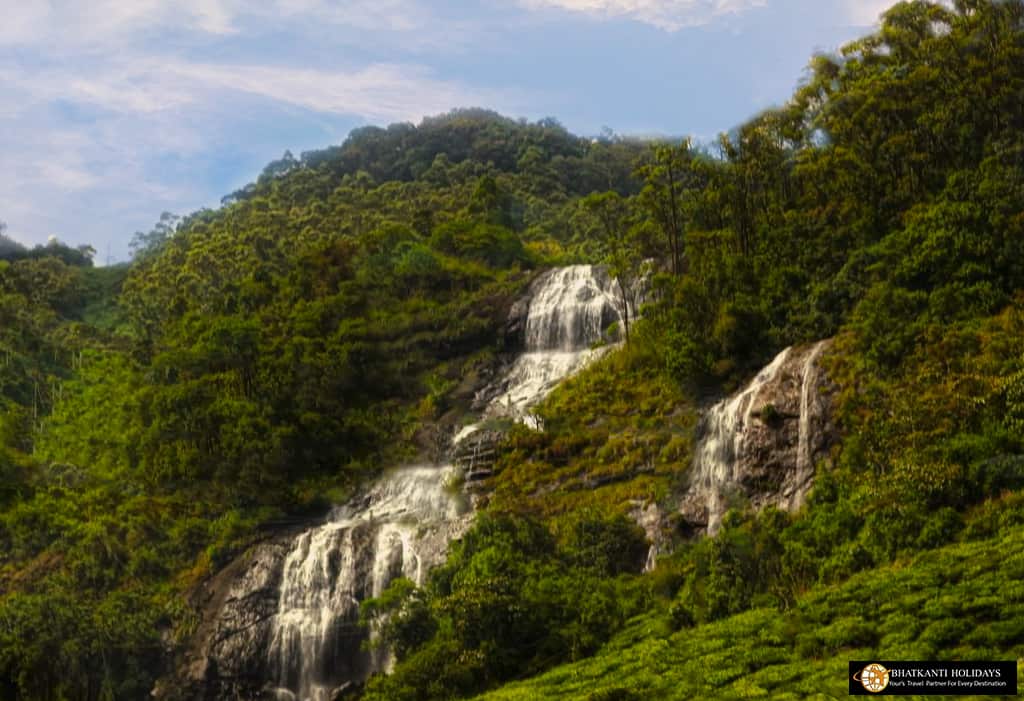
[1,1,1023,699]
[474,519,1024,700]
[362,2,1024,699]
[0,112,647,699]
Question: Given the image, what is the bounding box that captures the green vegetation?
[474,521,1024,700]
[0,112,647,698]
[488,344,694,519]
[362,513,649,701]
[1,2,1024,699]
[371,2,1024,698]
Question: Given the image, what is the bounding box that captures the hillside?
[2,1,1024,699]
[475,520,1024,700]
[0,110,649,699]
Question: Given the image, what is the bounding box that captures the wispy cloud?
[0,0,239,47]
[268,0,430,32]
[840,0,897,26]
[516,0,766,31]
[839,0,955,29]
[0,0,460,49]
[165,61,509,123]
[9,56,502,123]
[0,0,524,258]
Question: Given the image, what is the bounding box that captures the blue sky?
[0,0,898,262]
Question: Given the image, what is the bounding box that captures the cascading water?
[264,266,626,699]
[689,349,791,535]
[266,467,469,701]
[464,265,625,436]
[796,341,828,479]
[686,341,829,535]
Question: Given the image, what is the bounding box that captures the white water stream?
[462,264,624,436]
[688,342,828,534]
[266,265,625,699]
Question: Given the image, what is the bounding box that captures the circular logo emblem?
[853,663,890,693]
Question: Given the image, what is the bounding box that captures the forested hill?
[0,110,650,698]
[223,108,645,205]
[115,110,649,503]
[3,1,1024,699]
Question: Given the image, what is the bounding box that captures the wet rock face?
[160,468,474,701]
[156,538,293,701]
[503,265,623,354]
[679,340,837,535]
[503,293,533,352]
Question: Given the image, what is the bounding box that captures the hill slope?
[476,519,1024,700]
[2,2,1024,699]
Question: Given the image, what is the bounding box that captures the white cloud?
[164,61,504,122]
[0,0,524,258]
[517,0,766,31]
[0,0,241,47]
[35,162,101,191]
[7,54,507,123]
[0,3,51,45]
[0,0,452,49]
[270,0,427,32]
[841,0,898,26]
[840,0,955,28]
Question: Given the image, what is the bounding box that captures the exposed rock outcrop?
[629,500,673,572]
[678,340,836,535]
[155,537,294,701]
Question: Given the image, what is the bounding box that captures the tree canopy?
[2,2,1024,698]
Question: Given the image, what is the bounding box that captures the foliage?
[630,0,1024,386]
[474,524,1024,700]
[361,513,649,701]
[487,339,694,520]
[3,3,1024,697]
[471,4,1024,698]
[0,113,647,698]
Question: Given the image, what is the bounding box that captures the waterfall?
[471,265,624,433]
[264,266,624,699]
[689,349,792,535]
[796,341,828,478]
[266,467,468,701]
[522,265,623,352]
[685,341,830,535]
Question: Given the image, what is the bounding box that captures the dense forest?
[2,1,1024,699]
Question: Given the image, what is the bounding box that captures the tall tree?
[129,212,179,262]
[578,191,647,344]
[635,141,703,275]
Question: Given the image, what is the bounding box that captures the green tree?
[635,140,704,275]
[578,192,648,344]
[129,212,179,262]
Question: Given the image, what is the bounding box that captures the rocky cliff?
[678,340,837,535]
[154,537,293,700]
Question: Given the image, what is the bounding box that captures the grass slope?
[475,523,1024,700]
[487,345,695,523]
